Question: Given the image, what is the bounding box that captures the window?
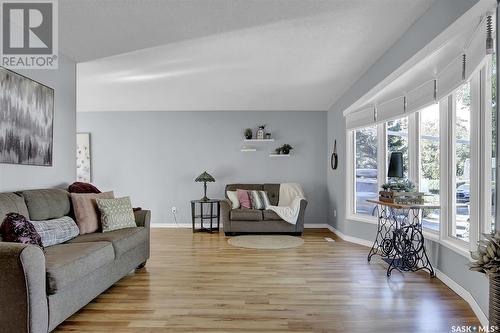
[387,118,409,178]
[419,104,440,232]
[452,82,472,242]
[347,59,495,255]
[354,126,378,216]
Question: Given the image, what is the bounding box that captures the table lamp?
[195,171,215,201]
[388,152,404,178]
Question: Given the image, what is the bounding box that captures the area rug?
[227,235,304,249]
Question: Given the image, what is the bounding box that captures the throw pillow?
[68,182,101,194]
[96,197,137,232]
[0,213,43,248]
[71,191,114,234]
[31,216,79,247]
[226,191,240,209]
[236,189,252,209]
[249,190,271,210]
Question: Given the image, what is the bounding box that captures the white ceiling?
[73,0,435,112]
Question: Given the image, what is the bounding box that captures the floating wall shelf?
[243,139,275,142]
[241,148,257,152]
[269,154,291,157]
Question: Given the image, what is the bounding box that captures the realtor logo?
[0,0,58,69]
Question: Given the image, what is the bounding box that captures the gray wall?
[0,55,77,192]
[77,111,327,225]
[326,109,490,316]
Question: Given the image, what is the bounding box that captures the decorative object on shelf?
[470,231,500,326]
[256,125,266,140]
[195,171,216,201]
[0,67,54,166]
[244,128,253,140]
[76,133,92,182]
[280,144,293,155]
[331,140,338,170]
[274,147,282,155]
[379,179,421,204]
[265,133,272,139]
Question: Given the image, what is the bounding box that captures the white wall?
[0,55,77,191]
[77,111,327,225]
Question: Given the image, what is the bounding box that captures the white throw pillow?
[226,191,240,209]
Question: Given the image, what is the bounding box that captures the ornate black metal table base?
[367,204,435,277]
[191,199,220,233]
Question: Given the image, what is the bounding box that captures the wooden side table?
[190,199,220,233]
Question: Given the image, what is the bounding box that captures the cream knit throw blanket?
[267,183,306,225]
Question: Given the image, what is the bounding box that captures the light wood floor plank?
[54,228,480,332]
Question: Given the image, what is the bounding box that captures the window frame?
[346,57,493,258]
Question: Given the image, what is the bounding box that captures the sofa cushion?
[230,209,263,221]
[45,241,114,295]
[67,227,147,257]
[20,189,71,221]
[263,184,280,206]
[96,197,137,232]
[263,210,282,221]
[71,191,114,234]
[0,192,30,221]
[31,216,80,247]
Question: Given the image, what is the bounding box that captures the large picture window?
[354,126,378,216]
[347,58,496,255]
[419,104,440,232]
[453,82,472,242]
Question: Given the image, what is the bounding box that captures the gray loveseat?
[221,184,307,236]
[0,188,151,333]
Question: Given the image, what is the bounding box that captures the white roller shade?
[345,107,375,130]
[375,96,405,124]
[406,80,436,114]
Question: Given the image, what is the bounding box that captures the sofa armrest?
[220,199,232,232]
[134,210,151,228]
[0,242,48,333]
[295,199,308,232]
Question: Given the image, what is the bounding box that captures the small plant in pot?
[244,128,253,140]
[470,232,500,326]
[281,144,293,155]
[274,147,282,155]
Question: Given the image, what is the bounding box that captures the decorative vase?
[265,133,271,139]
[256,126,265,140]
[490,276,500,327]
[282,149,290,155]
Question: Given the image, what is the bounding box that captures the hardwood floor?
[55,229,479,333]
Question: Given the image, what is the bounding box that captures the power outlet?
[171,207,177,214]
[333,209,337,218]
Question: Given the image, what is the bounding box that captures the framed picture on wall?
[76,133,91,182]
[0,66,55,166]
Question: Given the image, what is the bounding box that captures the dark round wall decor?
[331,140,338,170]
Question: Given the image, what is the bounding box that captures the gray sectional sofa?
[0,188,151,333]
[221,183,307,235]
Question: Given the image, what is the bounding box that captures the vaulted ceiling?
[65,0,435,112]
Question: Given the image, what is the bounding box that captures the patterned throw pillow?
[31,216,79,247]
[249,190,271,210]
[0,213,43,248]
[96,197,137,232]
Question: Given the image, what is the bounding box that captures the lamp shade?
[388,152,404,178]
[195,171,215,183]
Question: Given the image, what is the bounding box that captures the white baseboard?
[434,268,488,327]
[322,223,488,327]
[151,222,191,228]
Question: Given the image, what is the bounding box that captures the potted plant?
[470,232,500,326]
[281,144,293,155]
[274,147,282,155]
[244,128,253,140]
